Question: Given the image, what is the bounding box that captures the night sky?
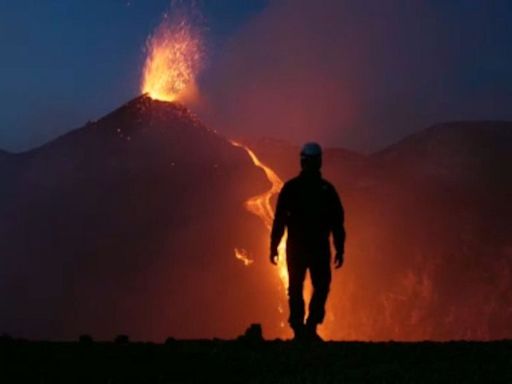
[1,0,511,152]
[0,0,267,151]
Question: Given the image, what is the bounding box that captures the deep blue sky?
[1,0,511,152]
[0,0,267,151]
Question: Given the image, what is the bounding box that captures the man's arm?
[330,186,346,269]
[270,185,288,265]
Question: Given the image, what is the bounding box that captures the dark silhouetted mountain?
[0,95,277,340]
[374,121,512,190]
[0,149,12,168]
[1,107,511,341]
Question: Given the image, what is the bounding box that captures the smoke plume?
[198,0,512,151]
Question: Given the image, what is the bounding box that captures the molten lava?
[234,248,254,267]
[141,13,203,102]
[230,141,289,293]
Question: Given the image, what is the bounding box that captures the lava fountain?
[141,10,203,102]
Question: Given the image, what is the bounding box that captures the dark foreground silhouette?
[271,142,345,341]
[1,336,511,383]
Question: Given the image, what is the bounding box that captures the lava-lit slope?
[0,95,276,341]
[354,121,512,340]
[246,122,512,340]
[245,138,367,182]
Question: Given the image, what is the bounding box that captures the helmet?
[300,142,322,158]
[300,142,322,171]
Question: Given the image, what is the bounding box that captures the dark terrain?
[0,95,276,340]
[1,338,511,383]
[248,123,512,340]
[0,95,511,341]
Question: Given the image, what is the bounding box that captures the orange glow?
[234,248,254,267]
[231,141,321,337]
[141,13,203,102]
[230,141,289,306]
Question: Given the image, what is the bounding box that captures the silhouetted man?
[270,142,345,341]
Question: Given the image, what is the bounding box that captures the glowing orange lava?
[141,13,203,102]
[234,248,254,267]
[231,141,322,337]
[230,141,289,293]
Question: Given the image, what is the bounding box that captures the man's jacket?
[270,170,345,258]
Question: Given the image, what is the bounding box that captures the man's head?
[300,142,322,172]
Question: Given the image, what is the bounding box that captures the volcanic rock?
[0,95,272,341]
[237,323,263,343]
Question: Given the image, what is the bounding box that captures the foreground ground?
[1,338,511,383]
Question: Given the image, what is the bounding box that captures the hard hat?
[300,142,322,158]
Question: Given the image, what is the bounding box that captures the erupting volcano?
[1,4,511,344]
[139,7,294,330]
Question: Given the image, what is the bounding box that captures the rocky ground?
[1,337,511,383]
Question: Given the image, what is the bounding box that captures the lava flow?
[230,141,289,293]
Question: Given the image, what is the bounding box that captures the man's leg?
[286,254,307,338]
[306,257,331,335]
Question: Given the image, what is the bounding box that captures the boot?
[291,324,307,341]
[305,320,323,342]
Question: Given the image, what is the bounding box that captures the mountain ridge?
[1,98,511,341]
[0,94,275,341]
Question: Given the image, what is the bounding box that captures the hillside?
[0,95,276,340]
[243,122,512,340]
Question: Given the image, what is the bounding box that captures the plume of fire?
[141,12,203,103]
[139,7,296,333]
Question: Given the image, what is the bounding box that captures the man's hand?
[334,252,344,269]
[270,250,279,265]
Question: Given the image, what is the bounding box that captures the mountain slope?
[239,122,512,340]
[373,121,512,188]
[0,95,276,341]
[1,111,511,341]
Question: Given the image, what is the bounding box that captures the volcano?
[0,95,280,340]
[0,100,511,341]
